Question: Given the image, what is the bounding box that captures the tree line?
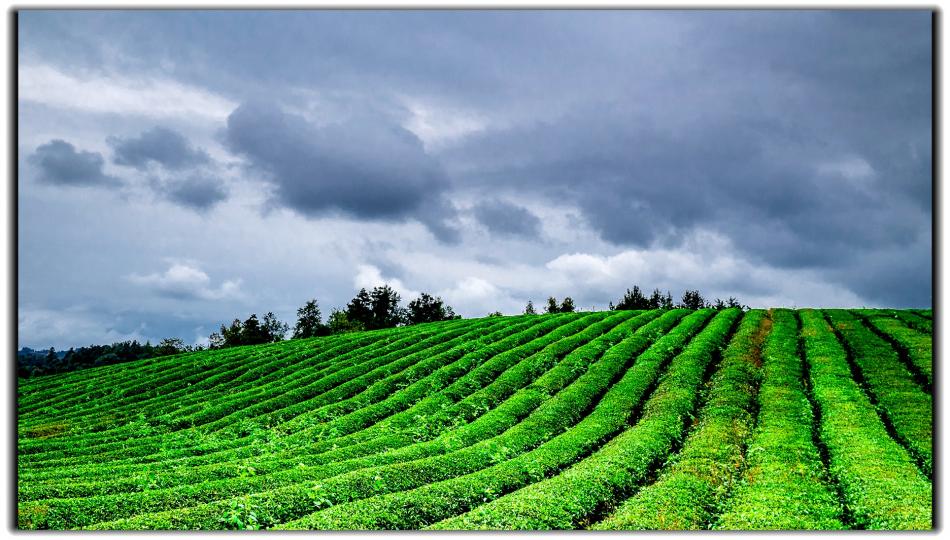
[16,338,197,378]
[206,285,459,349]
[606,286,746,311]
[19,284,743,377]
[520,287,744,317]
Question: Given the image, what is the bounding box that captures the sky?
[18,10,933,350]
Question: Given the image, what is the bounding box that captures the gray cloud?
[472,199,541,238]
[150,174,228,211]
[449,98,930,302]
[224,102,460,242]
[19,304,224,350]
[127,262,242,301]
[441,11,931,302]
[108,126,210,170]
[28,139,120,187]
[16,10,933,350]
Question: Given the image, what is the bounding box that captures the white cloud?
[352,264,524,317]
[19,63,237,121]
[545,231,735,289]
[401,97,487,150]
[127,263,243,301]
[544,231,866,308]
[18,307,148,350]
[437,276,522,317]
[353,264,420,301]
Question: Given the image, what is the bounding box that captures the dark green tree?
[680,290,707,310]
[559,297,576,313]
[546,297,560,314]
[406,293,456,324]
[524,300,536,315]
[369,285,404,329]
[156,338,186,356]
[293,299,326,338]
[220,318,244,346]
[208,332,225,350]
[94,352,118,366]
[346,288,374,328]
[261,312,289,342]
[616,286,649,310]
[649,288,664,309]
[240,314,266,344]
[215,312,288,347]
[328,309,365,334]
[44,347,60,371]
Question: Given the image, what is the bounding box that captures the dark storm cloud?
[18,11,574,106]
[459,107,923,267]
[108,126,210,170]
[472,199,541,239]
[835,242,932,308]
[108,309,215,343]
[150,175,228,211]
[17,7,934,340]
[224,102,459,242]
[442,11,932,302]
[28,139,120,187]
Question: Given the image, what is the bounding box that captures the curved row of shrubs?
[19,317,522,475]
[18,312,615,501]
[419,309,740,530]
[712,309,845,529]
[825,310,932,477]
[20,318,502,468]
[591,309,769,530]
[799,310,931,530]
[858,311,932,389]
[20,314,630,492]
[19,323,445,456]
[81,310,694,529]
[16,309,931,530]
[269,310,717,530]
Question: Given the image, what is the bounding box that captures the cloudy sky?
[18,10,932,349]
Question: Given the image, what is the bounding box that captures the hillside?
[16,308,933,530]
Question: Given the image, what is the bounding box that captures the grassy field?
[16,308,933,530]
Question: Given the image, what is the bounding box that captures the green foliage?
[406,293,458,324]
[798,310,931,530]
[594,310,771,530]
[713,309,844,530]
[679,289,706,310]
[346,286,405,330]
[292,299,328,339]
[858,310,932,387]
[825,309,932,476]
[214,312,289,348]
[426,309,737,530]
[17,339,185,378]
[614,287,676,310]
[17,309,932,531]
[219,497,261,530]
[327,309,364,334]
[544,296,575,314]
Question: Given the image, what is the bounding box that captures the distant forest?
[18,286,743,377]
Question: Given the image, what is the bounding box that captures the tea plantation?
[17,308,933,530]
